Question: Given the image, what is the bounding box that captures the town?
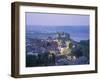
[26,32,89,67]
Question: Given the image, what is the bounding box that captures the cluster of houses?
[26,32,77,61]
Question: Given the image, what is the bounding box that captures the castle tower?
[56,32,72,56]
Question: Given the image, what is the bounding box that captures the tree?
[72,47,83,58]
[26,55,38,67]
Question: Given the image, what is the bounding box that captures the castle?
[56,32,72,56]
[44,32,76,60]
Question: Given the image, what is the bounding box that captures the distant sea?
[26,25,89,42]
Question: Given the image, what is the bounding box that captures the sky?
[26,12,90,26]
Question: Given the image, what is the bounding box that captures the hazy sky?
[26,12,89,26]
